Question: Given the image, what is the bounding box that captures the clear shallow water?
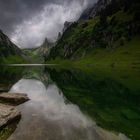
[0,66,139,140]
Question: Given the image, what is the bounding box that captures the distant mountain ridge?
[0,30,25,63]
[23,38,54,63]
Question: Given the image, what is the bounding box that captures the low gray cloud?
[0,0,96,48]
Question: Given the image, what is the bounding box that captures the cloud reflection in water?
[9,79,130,140]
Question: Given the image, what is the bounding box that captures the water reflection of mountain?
[47,68,140,140]
[9,71,128,140]
[0,67,23,92]
[23,66,52,86]
[1,66,139,140]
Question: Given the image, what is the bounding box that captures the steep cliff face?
[79,0,111,20]
[0,30,21,57]
[39,38,53,55]
[47,0,140,63]
[0,30,25,63]
[79,0,136,20]
[63,21,73,32]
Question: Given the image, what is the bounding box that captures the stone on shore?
[0,84,11,92]
[0,103,21,129]
[0,93,29,105]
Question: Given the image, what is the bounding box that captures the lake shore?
[0,92,29,140]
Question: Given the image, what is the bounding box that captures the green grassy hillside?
[47,36,140,69]
[47,0,140,67]
[23,48,44,63]
[0,55,26,64]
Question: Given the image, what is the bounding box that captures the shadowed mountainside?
[0,30,26,64]
[47,0,140,67]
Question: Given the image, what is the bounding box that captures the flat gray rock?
[0,93,29,105]
[0,103,21,129]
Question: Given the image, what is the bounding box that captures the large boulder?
[0,93,29,105]
[0,103,21,129]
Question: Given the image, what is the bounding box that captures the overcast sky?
[0,0,95,48]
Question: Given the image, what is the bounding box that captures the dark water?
[0,66,140,140]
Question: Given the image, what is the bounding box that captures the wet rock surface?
[0,93,29,105]
[0,93,29,139]
[0,103,21,129]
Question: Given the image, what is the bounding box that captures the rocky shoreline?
[0,103,21,129]
[0,92,29,139]
[0,93,29,106]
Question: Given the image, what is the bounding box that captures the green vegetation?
[0,30,27,64]
[22,38,52,63]
[47,0,140,67]
[1,55,27,64]
[0,121,20,140]
[0,66,24,92]
[0,126,13,140]
[47,36,140,69]
[47,67,140,140]
[22,48,44,63]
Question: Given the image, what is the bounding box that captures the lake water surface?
[0,65,139,140]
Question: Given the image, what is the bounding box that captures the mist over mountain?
[0,0,96,48]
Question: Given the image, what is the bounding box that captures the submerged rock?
[0,93,29,105]
[0,103,21,129]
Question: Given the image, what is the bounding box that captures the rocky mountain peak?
[79,0,112,20]
[63,21,73,32]
[41,37,54,49]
